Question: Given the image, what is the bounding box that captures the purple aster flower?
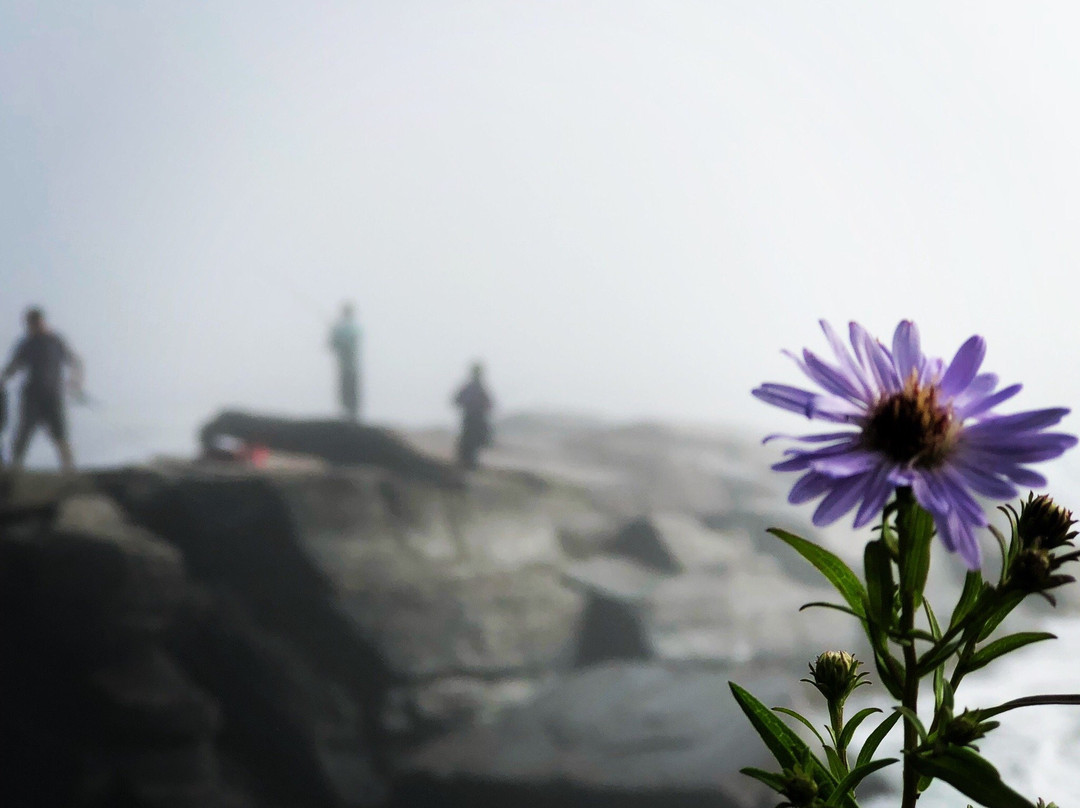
[753,320,1077,568]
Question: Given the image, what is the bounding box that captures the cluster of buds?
[1004,494,1080,604]
[802,651,869,708]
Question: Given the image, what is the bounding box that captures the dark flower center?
[862,377,955,466]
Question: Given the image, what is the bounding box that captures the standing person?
[453,362,493,470]
[0,307,83,471]
[328,303,362,421]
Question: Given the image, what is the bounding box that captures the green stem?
[896,488,921,808]
[829,700,848,772]
[900,581,920,808]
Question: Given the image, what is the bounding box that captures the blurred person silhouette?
[0,385,7,468]
[453,362,493,470]
[329,302,362,421]
[0,307,84,471]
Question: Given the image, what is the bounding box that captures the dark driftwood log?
[199,410,463,488]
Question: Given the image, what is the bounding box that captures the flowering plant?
[733,321,1080,808]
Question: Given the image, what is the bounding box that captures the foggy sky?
[5,2,1080,464]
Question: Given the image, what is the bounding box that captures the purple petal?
[964,408,1071,435]
[788,472,835,504]
[1001,466,1047,488]
[811,474,867,526]
[763,431,858,445]
[936,509,982,569]
[752,384,816,417]
[951,460,1018,500]
[851,322,899,393]
[955,383,1022,420]
[803,349,864,402]
[852,463,897,528]
[810,450,881,478]
[891,320,923,382]
[820,320,873,401]
[939,335,986,397]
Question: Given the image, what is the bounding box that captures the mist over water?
[6,2,1080,445]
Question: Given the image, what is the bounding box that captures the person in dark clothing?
[328,303,362,421]
[0,308,83,471]
[453,362,493,470]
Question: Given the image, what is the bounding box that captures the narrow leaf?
[949,570,985,631]
[730,682,800,769]
[824,758,898,805]
[799,601,865,620]
[894,707,929,744]
[770,528,867,617]
[917,637,966,677]
[773,707,827,748]
[960,633,1056,676]
[739,767,787,793]
[839,707,882,751]
[924,598,943,640]
[864,539,896,630]
[982,693,1080,719]
[898,499,934,602]
[856,711,902,769]
[824,745,845,780]
[978,590,1026,642]
[908,747,1037,808]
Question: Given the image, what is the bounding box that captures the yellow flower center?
[862,375,956,467]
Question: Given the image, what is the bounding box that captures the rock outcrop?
[1,413,874,808]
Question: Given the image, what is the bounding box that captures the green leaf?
[949,570,985,631]
[978,590,1026,642]
[960,633,1056,676]
[824,758,898,805]
[729,682,806,769]
[856,710,902,769]
[908,747,1038,808]
[739,766,788,793]
[773,707,827,748]
[824,744,845,780]
[799,601,866,620]
[894,707,929,744]
[898,499,934,602]
[864,539,896,630]
[981,693,1080,719]
[839,707,882,751]
[871,647,905,701]
[924,598,943,640]
[770,528,867,618]
[917,637,966,677]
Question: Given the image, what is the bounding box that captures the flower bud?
[803,651,867,706]
[939,709,998,748]
[1018,494,1077,551]
[779,763,819,808]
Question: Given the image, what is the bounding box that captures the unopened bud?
[779,763,819,807]
[803,651,867,706]
[1018,494,1076,551]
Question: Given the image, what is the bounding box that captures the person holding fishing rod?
[328,302,362,422]
[0,307,84,471]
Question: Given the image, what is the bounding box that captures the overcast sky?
[5,2,1080,464]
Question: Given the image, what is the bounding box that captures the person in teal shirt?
[329,303,362,421]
